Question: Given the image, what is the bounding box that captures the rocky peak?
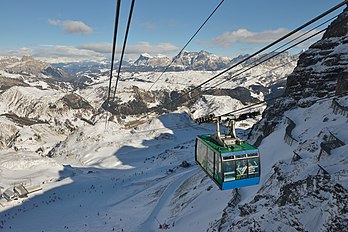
[171,50,232,70]
[285,6,348,100]
[133,53,152,63]
[42,66,73,80]
[6,56,49,76]
[20,55,35,62]
[0,56,74,81]
[322,7,348,39]
[133,53,171,67]
[251,5,348,145]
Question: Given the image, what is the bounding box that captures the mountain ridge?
[49,50,298,73]
[210,6,348,232]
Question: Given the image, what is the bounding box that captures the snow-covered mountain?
[0,56,73,80]
[130,50,296,72]
[1,6,347,231]
[53,50,297,75]
[0,47,297,231]
[252,5,348,144]
[133,53,171,67]
[170,50,231,71]
[212,5,348,232]
[210,97,348,231]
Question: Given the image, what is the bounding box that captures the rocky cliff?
[285,7,348,99]
[209,6,348,232]
[251,6,348,145]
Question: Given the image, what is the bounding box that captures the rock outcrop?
[251,6,348,145]
[285,7,348,100]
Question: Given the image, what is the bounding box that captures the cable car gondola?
[195,114,260,190]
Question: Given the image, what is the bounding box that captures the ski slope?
[0,95,347,231]
[0,112,234,231]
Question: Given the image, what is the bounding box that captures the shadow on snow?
[0,112,219,231]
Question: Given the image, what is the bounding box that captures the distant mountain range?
[0,50,298,79]
[51,50,298,74]
[0,51,298,89]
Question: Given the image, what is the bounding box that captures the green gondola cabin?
[194,115,260,190]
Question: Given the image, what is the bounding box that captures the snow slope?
[0,112,235,231]
[2,53,343,232]
[208,96,348,232]
[1,94,346,232]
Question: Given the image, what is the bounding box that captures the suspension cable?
[106,0,121,105]
[204,14,337,90]
[126,92,347,135]
[104,0,347,133]
[160,13,337,109]
[159,0,348,109]
[161,27,327,111]
[219,91,347,118]
[132,11,341,125]
[210,28,327,91]
[112,0,136,101]
[147,0,225,91]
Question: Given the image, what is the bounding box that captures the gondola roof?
[197,134,258,153]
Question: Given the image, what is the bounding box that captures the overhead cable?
[161,0,348,108]
[219,91,347,118]
[161,27,327,111]
[106,0,121,104]
[112,0,136,100]
[188,15,338,92]
[147,0,225,91]
[154,13,339,110]
[209,28,327,91]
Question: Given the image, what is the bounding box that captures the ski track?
[108,168,196,208]
[141,167,199,230]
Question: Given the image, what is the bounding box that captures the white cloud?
[48,19,61,26]
[77,42,179,57]
[0,42,179,62]
[34,45,99,57]
[63,20,93,34]
[77,43,112,54]
[207,28,321,48]
[48,19,93,34]
[125,42,179,55]
[210,28,291,48]
[0,45,100,62]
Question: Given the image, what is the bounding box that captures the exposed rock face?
[285,7,348,100]
[130,50,232,71]
[336,72,348,94]
[0,75,29,91]
[172,50,231,71]
[42,66,73,80]
[3,56,49,76]
[0,122,19,149]
[222,6,348,232]
[209,167,348,232]
[133,53,171,67]
[323,6,348,39]
[251,6,348,144]
[0,56,73,80]
[60,93,94,110]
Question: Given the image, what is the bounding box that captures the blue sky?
[0,0,345,61]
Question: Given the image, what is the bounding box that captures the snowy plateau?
[0,35,347,232]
